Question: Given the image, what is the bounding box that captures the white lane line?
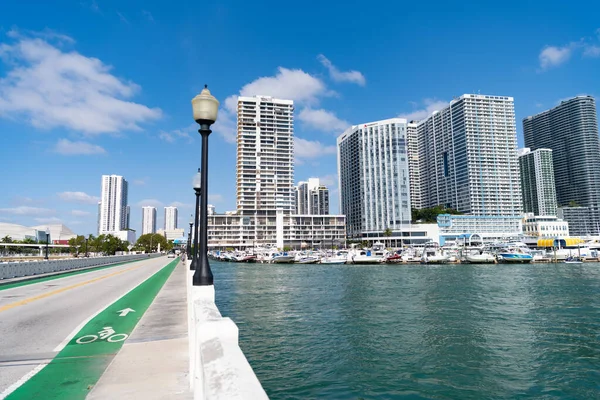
[1,257,169,398]
[0,364,46,399]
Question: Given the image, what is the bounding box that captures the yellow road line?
[0,264,143,313]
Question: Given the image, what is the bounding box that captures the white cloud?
[35,216,62,224]
[298,108,349,133]
[212,109,237,143]
[142,10,154,22]
[0,32,162,135]
[170,201,191,208]
[317,54,366,86]
[583,45,600,58]
[54,138,106,155]
[71,210,91,216]
[318,174,338,188]
[116,11,129,24]
[57,191,99,204]
[137,199,163,208]
[208,194,223,203]
[237,67,329,105]
[539,45,572,69]
[0,206,54,216]
[295,137,336,160]
[132,178,147,185]
[398,98,449,122]
[159,125,194,143]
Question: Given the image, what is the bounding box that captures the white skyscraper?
[417,94,521,216]
[142,206,157,235]
[337,118,411,236]
[164,206,178,230]
[99,175,128,234]
[295,178,329,215]
[236,95,295,214]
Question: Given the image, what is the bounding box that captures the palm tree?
[1,235,13,243]
[383,228,393,249]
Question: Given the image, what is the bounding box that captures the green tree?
[1,235,13,243]
[383,228,393,248]
[412,205,462,223]
[136,233,167,253]
[68,235,87,256]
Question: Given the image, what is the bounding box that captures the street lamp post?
[85,238,88,258]
[44,228,50,260]
[190,169,201,271]
[187,221,193,259]
[191,85,219,286]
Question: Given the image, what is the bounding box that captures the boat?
[296,256,320,264]
[232,253,257,263]
[497,247,533,263]
[421,246,449,264]
[320,251,348,264]
[348,243,387,264]
[465,251,496,264]
[564,256,583,264]
[386,251,404,263]
[271,252,296,263]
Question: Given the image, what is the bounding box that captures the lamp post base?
[192,253,213,286]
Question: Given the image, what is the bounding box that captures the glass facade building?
[518,148,557,216]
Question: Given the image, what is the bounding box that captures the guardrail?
[187,261,268,400]
[0,254,160,280]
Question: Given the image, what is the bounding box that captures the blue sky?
[0,0,599,236]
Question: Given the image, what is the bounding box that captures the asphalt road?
[0,256,172,395]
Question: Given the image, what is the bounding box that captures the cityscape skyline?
[0,1,599,236]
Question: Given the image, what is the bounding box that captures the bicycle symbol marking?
[75,326,129,344]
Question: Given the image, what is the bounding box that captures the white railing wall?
[0,254,159,280]
[187,261,269,400]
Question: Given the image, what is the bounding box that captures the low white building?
[522,214,569,238]
[158,228,185,242]
[437,214,523,245]
[356,224,439,246]
[105,230,137,244]
[207,211,346,250]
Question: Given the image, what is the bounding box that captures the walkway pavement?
[88,259,192,399]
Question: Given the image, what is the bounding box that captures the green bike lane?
[5,258,180,400]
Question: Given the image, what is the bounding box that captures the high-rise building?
[99,175,128,234]
[518,148,557,216]
[406,121,422,210]
[417,94,522,216]
[164,206,178,230]
[523,96,600,235]
[337,118,411,237]
[295,178,329,215]
[236,96,295,214]
[142,206,157,235]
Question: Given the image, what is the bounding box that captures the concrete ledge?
[188,265,268,400]
[0,254,160,280]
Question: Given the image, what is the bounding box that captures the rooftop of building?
[523,95,596,121]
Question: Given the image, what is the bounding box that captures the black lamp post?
[187,221,193,259]
[85,237,88,258]
[191,85,219,286]
[44,228,50,260]
[190,170,201,270]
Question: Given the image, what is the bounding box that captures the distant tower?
[518,148,557,216]
[142,206,157,235]
[164,206,178,230]
[99,175,128,234]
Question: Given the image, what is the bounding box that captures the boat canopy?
[537,238,585,247]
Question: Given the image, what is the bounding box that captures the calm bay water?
[213,261,600,399]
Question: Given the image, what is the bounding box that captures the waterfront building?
[158,228,185,242]
[207,212,345,250]
[0,223,76,243]
[236,96,295,214]
[406,121,422,210]
[437,214,523,245]
[522,214,569,238]
[357,224,440,247]
[295,178,329,215]
[164,206,178,230]
[142,206,157,235]
[523,96,600,235]
[337,118,411,238]
[418,94,522,216]
[206,95,346,249]
[518,148,557,216]
[557,207,600,237]
[99,175,129,234]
